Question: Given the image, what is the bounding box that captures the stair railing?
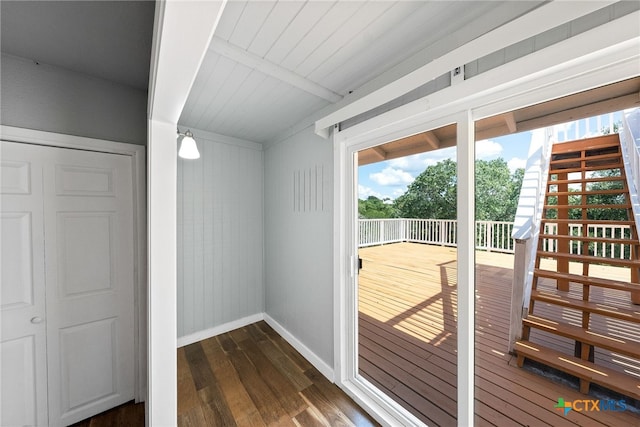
[620,108,640,233]
[508,127,554,352]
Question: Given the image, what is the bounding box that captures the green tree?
[394,158,524,221]
[394,159,457,219]
[358,196,395,219]
[475,159,524,221]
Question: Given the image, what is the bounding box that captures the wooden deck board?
[358,242,640,427]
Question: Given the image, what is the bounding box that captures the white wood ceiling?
[179,1,542,144]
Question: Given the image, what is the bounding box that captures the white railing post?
[401,219,407,242]
[509,127,554,352]
[509,239,528,352]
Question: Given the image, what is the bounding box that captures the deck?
[358,242,640,427]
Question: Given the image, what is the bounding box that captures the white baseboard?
[176,313,264,348]
[263,313,335,383]
[176,312,335,384]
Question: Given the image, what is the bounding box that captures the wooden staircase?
[515,133,640,400]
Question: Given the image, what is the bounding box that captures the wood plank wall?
[177,134,264,339]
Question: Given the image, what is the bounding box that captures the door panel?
[1,146,48,426]
[1,336,39,425]
[1,141,135,426]
[43,147,135,426]
[59,317,118,413]
[57,212,114,296]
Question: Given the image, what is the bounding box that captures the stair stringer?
[508,127,554,350]
[620,108,640,233]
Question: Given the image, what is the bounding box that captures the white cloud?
[475,139,503,159]
[370,167,414,186]
[507,157,526,172]
[358,185,386,200]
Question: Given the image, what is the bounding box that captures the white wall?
[177,130,264,340]
[1,54,147,145]
[264,126,334,368]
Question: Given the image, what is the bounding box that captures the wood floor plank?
[197,385,238,427]
[200,337,266,426]
[171,325,376,427]
[183,342,216,391]
[225,346,291,425]
[304,368,379,427]
[293,408,328,427]
[239,336,307,417]
[259,324,315,372]
[177,346,201,416]
[358,242,640,427]
[228,326,251,344]
[114,402,145,427]
[256,335,314,391]
[300,383,356,427]
[176,406,207,427]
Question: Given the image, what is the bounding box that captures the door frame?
[334,113,470,427]
[0,125,147,403]
[333,18,640,426]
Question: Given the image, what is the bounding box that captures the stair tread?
[536,251,640,267]
[541,218,635,225]
[538,234,636,245]
[545,189,627,196]
[523,314,640,358]
[533,268,640,292]
[550,152,622,166]
[550,135,620,154]
[515,340,640,400]
[531,290,640,323]
[544,204,631,209]
[547,176,625,185]
[547,164,624,174]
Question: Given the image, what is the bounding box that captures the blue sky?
[358,112,624,201]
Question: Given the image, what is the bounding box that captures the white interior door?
[1,141,135,426]
[1,143,49,426]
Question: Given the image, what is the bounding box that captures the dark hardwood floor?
[73,321,377,426]
[69,401,144,427]
[178,321,379,426]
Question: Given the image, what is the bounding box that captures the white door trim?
[0,125,147,403]
[333,29,639,427]
[334,112,470,427]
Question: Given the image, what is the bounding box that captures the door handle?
[30,316,44,324]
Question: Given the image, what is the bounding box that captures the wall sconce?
[177,129,200,159]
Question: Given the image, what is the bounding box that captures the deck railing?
[359,218,515,253]
[359,218,632,258]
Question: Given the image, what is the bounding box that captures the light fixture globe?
[178,130,200,159]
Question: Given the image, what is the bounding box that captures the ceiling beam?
[147,1,227,425]
[421,131,440,149]
[504,112,517,133]
[315,0,617,136]
[209,36,342,104]
[371,146,387,161]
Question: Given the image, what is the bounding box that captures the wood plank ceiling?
[179,1,542,144]
[358,77,640,166]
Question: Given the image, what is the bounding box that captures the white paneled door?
[1,141,135,426]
